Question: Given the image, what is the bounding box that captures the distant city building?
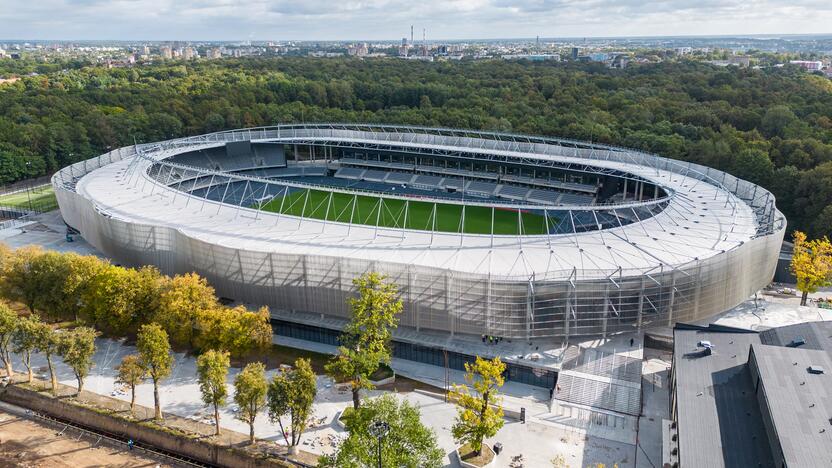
[159,46,172,59]
[207,48,222,60]
[570,47,580,59]
[142,45,150,56]
[347,43,369,57]
[706,55,751,67]
[183,47,196,60]
[588,52,608,62]
[789,60,823,71]
[501,54,560,62]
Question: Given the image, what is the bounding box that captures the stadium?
[52,124,785,347]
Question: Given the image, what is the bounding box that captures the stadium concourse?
[51,124,783,392]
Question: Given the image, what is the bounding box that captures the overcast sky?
[0,0,830,41]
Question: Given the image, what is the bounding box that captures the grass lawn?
[0,185,58,212]
[259,188,552,235]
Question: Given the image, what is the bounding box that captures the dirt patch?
[0,408,174,467]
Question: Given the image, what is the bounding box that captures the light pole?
[368,420,389,468]
[24,161,33,212]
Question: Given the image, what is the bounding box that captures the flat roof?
[673,326,774,468]
[751,343,832,467]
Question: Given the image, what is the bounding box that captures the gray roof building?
[670,322,832,467]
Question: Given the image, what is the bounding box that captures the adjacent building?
[669,322,832,467]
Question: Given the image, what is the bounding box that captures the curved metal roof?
[74,124,780,281]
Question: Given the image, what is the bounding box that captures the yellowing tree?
[325,272,402,409]
[234,361,268,445]
[115,354,146,415]
[196,349,230,436]
[450,356,506,458]
[791,231,832,306]
[137,323,173,421]
[195,305,271,357]
[0,245,45,313]
[157,273,219,348]
[0,303,17,377]
[13,314,41,383]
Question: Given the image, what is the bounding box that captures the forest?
[0,57,831,238]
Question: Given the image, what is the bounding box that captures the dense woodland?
[1,57,831,237]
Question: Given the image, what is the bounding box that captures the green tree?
[12,314,41,383]
[0,303,17,377]
[33,320,60,395]
[115,354,146,415]
[196,349,230,436]
[791,231,832,305]
[57,326,98,395]
[761,104,798,139]
[450,356,506,457]
[233,361,268,445]
[267,358,317,453]
[325,272,402,409]
[319,394,443,468]
[137,323,173,421]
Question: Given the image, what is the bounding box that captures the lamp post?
[368,420,389,468]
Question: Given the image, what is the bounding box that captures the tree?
[195,305,272,357]
[791,231,832,305]
[0,303,17,377]
[115,354,146,415]
[268,358,317,454]
[33,320,60,395]
[0,246,45,313]
[82,265,163,334]
[450,356,506,457]
[233,361,268,445]
[325,272,402,409]
[196,349,230,436]
[12,314,41,383]
[156,273,219,348]
[58,326,98,395]
[319,394,443,468]
[137,323,173,421]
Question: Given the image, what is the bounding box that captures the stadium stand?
[385,172,416,185]
[412,174,445,190]
[361,169,389,182]
[465,181,499,197]
[335,167,366,180]
[498,185,531,201]
[527,189,561,205]
[558,193,595,206]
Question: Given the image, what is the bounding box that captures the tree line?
[1,57,831,237]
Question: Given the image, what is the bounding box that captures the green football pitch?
[0,185,58,212]
[259,188,551,235]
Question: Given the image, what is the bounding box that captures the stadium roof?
[76,135,759,280]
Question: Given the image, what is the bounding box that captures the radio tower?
[411,25,414,44]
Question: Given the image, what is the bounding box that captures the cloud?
[0,0,830,40]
